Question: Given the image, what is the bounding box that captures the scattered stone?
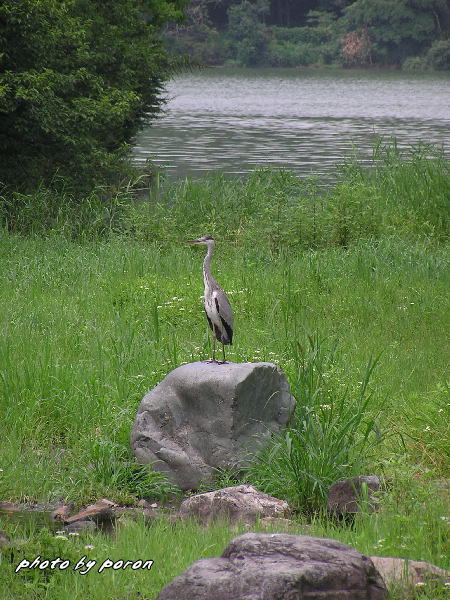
[64,498,116,524]
[0,502,20,513]
[157,532,387,600]
[131,361,295,490]
[370,556,450,589]
[327,475,381,517]
[51,504,73,522]
[179,485,290,526]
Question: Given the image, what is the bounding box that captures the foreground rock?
[157,532,387,600]
[179,485,290,525]
[131,362,296,490]
[370,556,449,589]
[327,476,381,517]
[64,499,116,525]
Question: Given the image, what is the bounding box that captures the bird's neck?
[203,243,215,291]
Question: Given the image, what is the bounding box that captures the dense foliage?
[163,0,450,68]
[0,0,186,191]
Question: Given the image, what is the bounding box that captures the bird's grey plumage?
[186,235,233,362]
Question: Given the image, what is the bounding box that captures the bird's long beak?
[186,239,201,244]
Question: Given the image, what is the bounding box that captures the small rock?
[370,556,449,589]
[137,499,151,508]
[51,504,73,521]
[157,532,387,600]
[179,485,290,526]
[0,502,19,513]
[327,475,381,517]
[65,499,116,524]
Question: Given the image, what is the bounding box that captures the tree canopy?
[0,0,186,191]
[163,0,450,68]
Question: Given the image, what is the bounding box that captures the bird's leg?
[221,343,227,364]
[206,336,217,363]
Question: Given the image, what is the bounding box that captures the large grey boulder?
[157,532,387,600]
[131,361,295,490]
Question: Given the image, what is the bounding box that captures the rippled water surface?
[133,68,450,180]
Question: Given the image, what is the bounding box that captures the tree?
[0,0,186,191]
[342,0,450,64]
[341,28,372,66]
[162,0,227,64]
[227,0,269,65]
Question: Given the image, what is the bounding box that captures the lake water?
[133,68,450,181]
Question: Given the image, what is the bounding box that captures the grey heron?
[186,235,233,363]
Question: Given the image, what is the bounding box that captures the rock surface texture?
[179,485,290,525]
[131,362,295,490]
[370,556,449,589]
[327,475,381,517]
[157,532,388,600]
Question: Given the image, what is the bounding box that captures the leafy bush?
[270,26,329,46]
[266,40,317,66]
[402,56,430,71]
[0,0,186,191]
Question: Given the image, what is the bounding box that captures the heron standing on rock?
[186,235,233,363]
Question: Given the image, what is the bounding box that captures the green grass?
[0,141,448,598]
[0,233,447,504]
[0,483,448,600]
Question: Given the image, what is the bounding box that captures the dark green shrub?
[0,0,186,191]
[402,56,430,71]
[266,41,317,66]
[426,40,450,70]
